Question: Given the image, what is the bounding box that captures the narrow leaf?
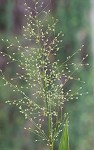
[58,120,69,150]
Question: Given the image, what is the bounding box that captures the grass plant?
[0,1,89,150]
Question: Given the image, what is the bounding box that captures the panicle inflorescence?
[0,0,89,148]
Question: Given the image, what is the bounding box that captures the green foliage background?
[0,0,93,150]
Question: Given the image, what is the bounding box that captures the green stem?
[36,20,53,149]
[49,143,53,150]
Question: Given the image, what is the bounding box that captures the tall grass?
[0,1,89,150]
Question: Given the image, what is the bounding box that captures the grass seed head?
[0,0,89,147]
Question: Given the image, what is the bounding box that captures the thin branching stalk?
[0,1,89,149]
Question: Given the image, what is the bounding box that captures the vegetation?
[0,1,89,150]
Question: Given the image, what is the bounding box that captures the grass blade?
[58,120,69,150]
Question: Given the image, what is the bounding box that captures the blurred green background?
[0,0,93,150]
